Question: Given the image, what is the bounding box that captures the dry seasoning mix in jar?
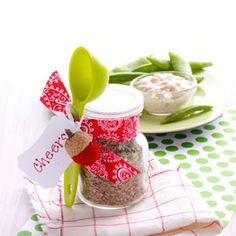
[78,84,149,209]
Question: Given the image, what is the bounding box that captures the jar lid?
[84,84,144,119]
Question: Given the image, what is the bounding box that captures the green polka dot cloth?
[147,108,236,228]
[17,214,44,236]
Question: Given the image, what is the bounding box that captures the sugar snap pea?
[110,53,213,85]
[161,105,213,124]
[133,63,160,73]
[169,52,205,84]
[169,52,192,74]
[147,55,212,71]
[146,56,171,70]
[189,61,213,70]
[109,72,146,84]
[111,57,150,73]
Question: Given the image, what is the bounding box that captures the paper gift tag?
[18,115,77,188]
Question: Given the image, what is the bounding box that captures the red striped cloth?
[24,155,223,236]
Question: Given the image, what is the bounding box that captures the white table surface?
[0,0,236,235]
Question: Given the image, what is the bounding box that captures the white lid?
[84,84,144,119]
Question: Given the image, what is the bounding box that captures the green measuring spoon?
[64,47,109,207]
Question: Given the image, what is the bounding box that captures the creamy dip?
[134,73,194,95]
[133,73,196,115]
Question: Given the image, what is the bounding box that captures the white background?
[0,0,236,235]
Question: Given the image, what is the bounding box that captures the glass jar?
[78,84,149,209]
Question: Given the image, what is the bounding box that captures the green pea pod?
[195,76,205,84]
[109,72,146,84]
[189,61,213,70]
[147,55,213,71]
[146,56,171,70]
[161,105,213,124]
[132,63,160,73]
[169,52,192,74]
[111,57,150,72]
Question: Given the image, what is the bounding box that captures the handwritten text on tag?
[18,116,74,188]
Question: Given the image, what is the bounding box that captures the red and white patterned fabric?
[40,71,140,183]
[72,140,140,184]
[24,155,223,236]
[40,71,71,116]
[81,115,139,142]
